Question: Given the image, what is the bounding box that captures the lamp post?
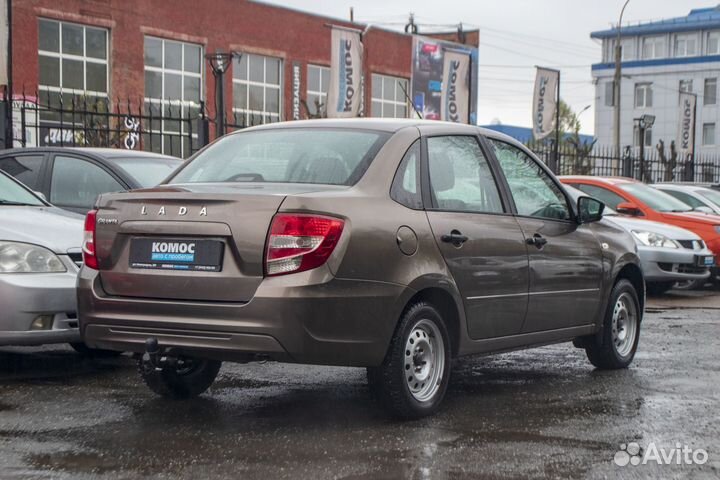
[613,0,631,175]
[205,50,240,138]
[634,113,655,181]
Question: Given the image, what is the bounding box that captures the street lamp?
[205,50,240,138]
[613,0,631,175]
[634,114,655,181]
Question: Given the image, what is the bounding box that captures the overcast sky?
[261,0,717,133]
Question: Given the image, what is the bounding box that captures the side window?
[0,155,45,190]
[576,183,626,210]
[663,190,704,209]
[50,156,124,209]
[427,136,503,214]
[490,139,570,220]
[390,141,422,209]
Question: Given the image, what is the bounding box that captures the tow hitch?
[140,337,179,371]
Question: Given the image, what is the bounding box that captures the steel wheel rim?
[612,292,638,358]
[404,319,445,402]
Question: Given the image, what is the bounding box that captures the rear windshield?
[619,183,693,212]
[113,157,183,187]
[170,128,390,186]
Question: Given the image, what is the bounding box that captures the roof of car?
[0,147,182,161]
[239,117,518,140]
[559,175,640,185]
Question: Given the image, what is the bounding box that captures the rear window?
[112,157,182,187]
[170,128,390,186]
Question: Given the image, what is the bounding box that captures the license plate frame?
[129,238,224,272]
[695,254,715,267]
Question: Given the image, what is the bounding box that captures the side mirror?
[695,206,713,214]
[577,196,605,224]
[616,201,643,217]
[33,191,47,202]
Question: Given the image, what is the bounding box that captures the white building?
[592,6,720,155]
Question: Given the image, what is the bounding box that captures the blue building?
[591,6,720,154]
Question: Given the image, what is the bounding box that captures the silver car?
[0,171,84,347]
[653,183,720,216]
[566,186,713,294]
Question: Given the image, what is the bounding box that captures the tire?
[646,281,674,296]
[673,278,707,291]
[70,342,123,358]
[138,357,221,399]
[367,302,451,419]
[585,279,641,369]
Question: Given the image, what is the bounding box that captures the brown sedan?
[77,119,644,418]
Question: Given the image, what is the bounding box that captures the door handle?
[441,230,469,246]
[526,233,548,248]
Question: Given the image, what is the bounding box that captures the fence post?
[0,89,8,148]
[197,101,209,149]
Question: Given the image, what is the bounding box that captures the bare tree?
[655,139,678,182]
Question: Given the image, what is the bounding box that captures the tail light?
[82,210,98,269]
[265,214,345,276]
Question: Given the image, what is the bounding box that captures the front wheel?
[673,278,707,291]
[367,302,451,419]
[138,357,221,399]
[586,279,641,369]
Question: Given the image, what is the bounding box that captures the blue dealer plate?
[129,238,224,272]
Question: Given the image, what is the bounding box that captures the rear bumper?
[77,266,409,367]
[0,269,81,346]
[638,246,713,283]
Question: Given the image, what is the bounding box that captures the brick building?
[1,0,477,156]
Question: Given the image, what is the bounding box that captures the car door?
[487,139,603,333]
[48,154,126,214]
[423,134,529,340]
[0,152,48,192]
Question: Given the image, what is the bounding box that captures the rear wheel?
[586,279,641,369]
[138,357,221,399]
[367,302,451,419]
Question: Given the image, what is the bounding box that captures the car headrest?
[429,153,455,192]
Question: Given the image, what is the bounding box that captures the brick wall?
[8,0,476,124]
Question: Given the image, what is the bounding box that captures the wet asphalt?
[1,291,719,479]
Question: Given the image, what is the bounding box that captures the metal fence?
[529,142,720,184]
[2,88,720,181]
[0,89,256,158]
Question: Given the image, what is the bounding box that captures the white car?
[653,184,720,216]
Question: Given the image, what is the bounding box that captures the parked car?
[565,186,713,294]
[0,170,83,347]
[0,147,183,214]
[78,120,644,419]
[653,183,720,216]
[561,176,720,282]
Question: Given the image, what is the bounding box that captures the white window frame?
[642,36,665,60]
[679,79,693,94]
[673,33,699,57]
[371,73,410,119]
[633,125,652,148]
[232,53,283,125]
[634,83,653,108]
[38,19,109,100]
[703,123,716,146]
[604,81,615,107]
[143,36,203,157]
[704,78,717,106]
[707,31,720,55]
[306,64,329,117]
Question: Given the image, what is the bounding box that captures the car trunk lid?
[94,183,343,302]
